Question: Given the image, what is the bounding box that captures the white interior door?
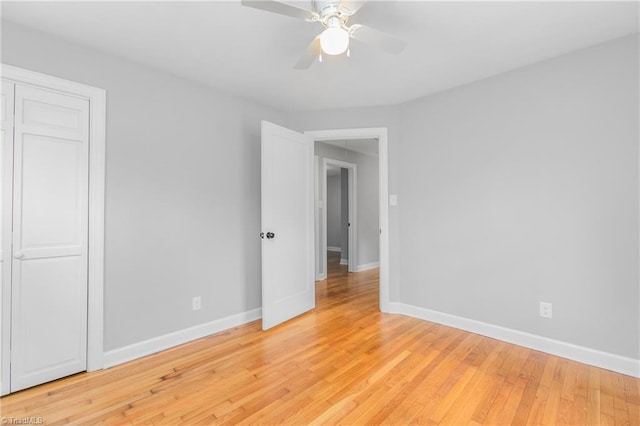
[261,121,314,330]
[10,84,89,392]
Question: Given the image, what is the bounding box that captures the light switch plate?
[389,194,398,206]
[192,296,202,311]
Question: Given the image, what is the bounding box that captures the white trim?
[103,308,262,369]
[346,164,356,273]
[327,246,341,252]
[0,64,106,394]
[307,128,389,312]
[388,302,640,378]
[340,258,348,265]
[314,155,323,282]
[356,261,380,272]
[0,81,14,397]
[315,272,327,281]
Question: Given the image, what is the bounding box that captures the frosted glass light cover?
[320,27,349,55]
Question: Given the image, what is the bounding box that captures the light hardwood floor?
[1,251,639,425]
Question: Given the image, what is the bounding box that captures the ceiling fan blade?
[241,0,317,21]
[294,36,321,70]
[350,24,407,55]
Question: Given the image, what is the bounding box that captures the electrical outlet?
[539,302,552,319]
[192,296,201,311]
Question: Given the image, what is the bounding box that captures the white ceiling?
[2,1,638,112]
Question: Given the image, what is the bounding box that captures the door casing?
[305,128,390,313]
[321,158,357,275]
[0,64,106,395]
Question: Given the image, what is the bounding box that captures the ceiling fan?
[241,0,407,69]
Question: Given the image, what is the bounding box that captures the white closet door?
[1,81,15,393]
[10,84,89,392]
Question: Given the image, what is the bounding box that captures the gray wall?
[326,174,342,248]
[1,21,287,351]
[314,142,380,268]
[398,35,639,359]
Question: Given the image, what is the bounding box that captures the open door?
[261,121,315,330]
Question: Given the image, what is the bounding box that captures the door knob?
[14,251,23,259]
[266,232,275,239]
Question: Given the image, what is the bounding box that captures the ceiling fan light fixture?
[320,26,349,55]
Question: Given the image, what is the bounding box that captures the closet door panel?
[14,257,86,376]
[10,84,89,392]
[21,133,83,256]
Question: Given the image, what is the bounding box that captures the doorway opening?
[305,127,390,312]
[311,134,383,308]
[319,157,358,279]
[305,127,389,312]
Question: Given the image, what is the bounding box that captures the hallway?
[316,249,379,310]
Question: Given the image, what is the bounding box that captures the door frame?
[0,64,106,395]
[321,158,357,275]
[305,128,390,312]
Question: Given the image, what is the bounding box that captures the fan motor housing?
[312,0,341,17]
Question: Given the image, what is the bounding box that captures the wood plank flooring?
[1,251,639,425]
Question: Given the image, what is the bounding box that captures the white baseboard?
[356,261,380,272]
[327,246,341,252]
[103,308,262,369]
[340,258,348,265]
[102,301,639,378]
[387,302,640,378]
[315,273,327,281]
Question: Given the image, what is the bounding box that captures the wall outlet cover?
[539,302,552,319]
